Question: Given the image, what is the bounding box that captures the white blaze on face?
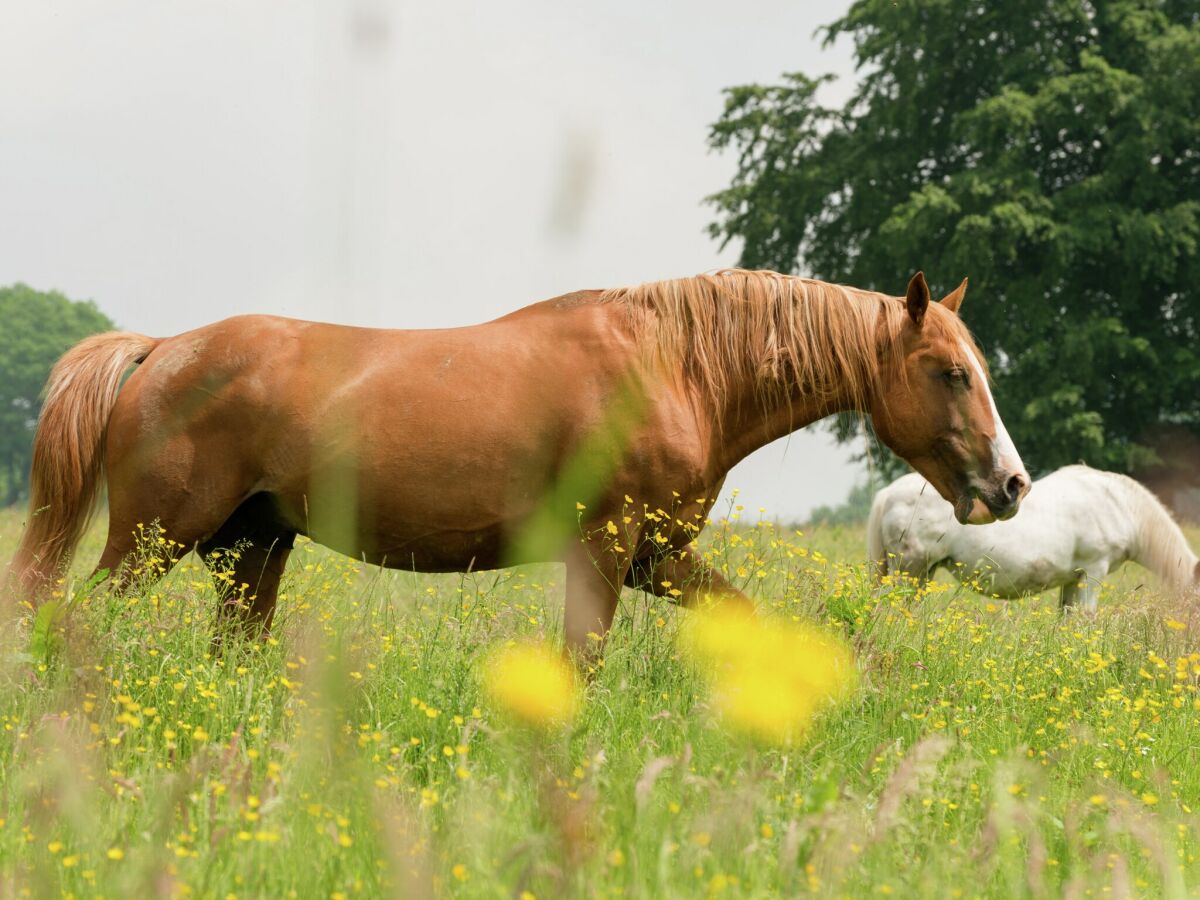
[960,340,1023,474]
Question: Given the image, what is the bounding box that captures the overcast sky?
[0,0,863,521]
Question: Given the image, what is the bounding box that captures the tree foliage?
[709,0,1200,480]
[0,284,114,505]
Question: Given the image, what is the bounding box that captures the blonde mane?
[601,269,942,417]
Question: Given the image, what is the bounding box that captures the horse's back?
[109,300,641,465]
[1022,466,1135,545]
[115,301,636,425]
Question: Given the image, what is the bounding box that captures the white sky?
[0,0,863,520]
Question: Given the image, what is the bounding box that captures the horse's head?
[870,272,1030,524]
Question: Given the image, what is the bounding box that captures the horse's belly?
[314,520,509,573]
[966,555,1073,598]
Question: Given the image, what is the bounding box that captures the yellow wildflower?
[680,605,855,745]
[482,642,579,728]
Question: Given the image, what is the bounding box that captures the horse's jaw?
[956,495,1007,525]
[966,499,996,524]
[953,494,976,524]
[963,479,1027,523]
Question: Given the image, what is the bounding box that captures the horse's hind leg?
[198,494,295,640]
[92,530,188,596]
[95,477,252,595]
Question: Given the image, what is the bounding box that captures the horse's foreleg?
[624,542,753,611]
[563,543,630,662]
[1079,577,1100,613]
[1059,580,1078,611]
[1060,571,1100,614]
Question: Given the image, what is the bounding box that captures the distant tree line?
[0,285,114,506]
[804,476,882,529]
[709,0,1200,499]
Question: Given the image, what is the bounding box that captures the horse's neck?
[1121,477,1198,590]
[710,389,850,477]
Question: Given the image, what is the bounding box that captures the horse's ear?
[940,277,968,314]
[906,271,931,327]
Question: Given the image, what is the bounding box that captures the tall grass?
[1,506,1199,897]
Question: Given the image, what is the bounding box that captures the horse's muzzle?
[972,469,1030,522]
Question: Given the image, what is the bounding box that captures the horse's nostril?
[1005,473,1027,502]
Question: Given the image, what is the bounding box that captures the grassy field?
[2,503,1200,898]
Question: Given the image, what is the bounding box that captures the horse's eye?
[944,368,970,387]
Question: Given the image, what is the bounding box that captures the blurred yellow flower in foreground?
[681,605,856,745]
[483,642,579,728]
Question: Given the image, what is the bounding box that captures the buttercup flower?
[681,604,855,744]
[483,642,579,727]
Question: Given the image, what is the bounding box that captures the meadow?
[2,502,1199,898]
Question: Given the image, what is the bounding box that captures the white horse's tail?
[1119,473,1200,592]
[866,490,888,581]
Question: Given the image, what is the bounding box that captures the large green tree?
[709,0,1200,481]
[0,284,114,505]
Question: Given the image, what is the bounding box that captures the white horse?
[867,465,1200,610]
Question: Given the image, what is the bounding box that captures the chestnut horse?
[9,269,1028,653]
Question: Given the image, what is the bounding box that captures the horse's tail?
[866,488,888,581]
[1114,471,1200,593]
[8,332,159,597]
